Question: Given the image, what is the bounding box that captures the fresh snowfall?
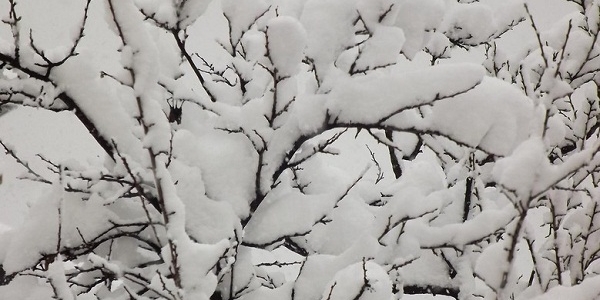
[0,0,599,300]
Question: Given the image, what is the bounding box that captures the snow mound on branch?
[52,56,144,159]
[524,275,600,300]
[474,239,510,290]
[243,186,337,246]
[352,25,405,73]
[294,235,381,300]
[492,137,547,198]
[134,0,177,27]
[168,159,238,243]
[425,76,535,156]
[175,239,230,299]
[308,195,375,255]
[242,282,294,300]
[300,0,357,77]
[177,0,214,28]
[328,64,533,156]
[322,260,392,300]
[134,0,213,29]
[267,16,307,77]
[222,0,270,47]
[328,63,486,124]
[0,184,115,273]
[440,3,498,45]
[174,129,256,218]
[394,0,445,59]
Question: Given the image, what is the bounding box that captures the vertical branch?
[385,130,402,179]
[463,152,475,222]
[171,29,218,102]
[5,0,21,63]
[525,234,543,287]
[578,201,599,283]
[228,232,240,300]
[366,144,384,184]
[500,199,531,292]
[547,199,563,286]
[106,0,183,292]
[555,20,573,77]
[524,4,548,68]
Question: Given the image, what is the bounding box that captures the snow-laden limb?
[300,0,357,80]
[440,3,498,46]
[350,26,406,74]
[321,259,393,300]
[52,55,144,157]
[422,77,534,156]
[134,0,214,29]
[394,0,445,59]
[266,16,307,78]
[3,1,599,299]
[221,0,270,51]
[294,235,383,300]
[46,256,75,300]
[243,186,337,247]
[328,64,485,124]
[328,66,534,156]
[1,183,111,274]
[522,275,600,300]
[405,204,516,250]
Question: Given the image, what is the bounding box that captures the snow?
[51,55,144,159]
[176,0,214,29]
[492,137,546,198]
[524,275,600,300]
[134,0,177,28]
[240,29,267,62]
[322,260,392,300]
[394,0,445,59]
[221,0,270,47]
[426,31,451,59]
[168,160,238,243]
[440,3,498,46]
[353,26,406,72]
[241,282,294,300]
[425,76,534,156]
[243,185,337,246]
[1,1,598,299]
[585,1,600,33]
[327,64,532,155]
[300,0,357,79]
[46,256,75,300]
[474,240,510,290]
[404,204,516,249]
[0,276,54,300]
[294,235,382,300]
[328,63,485,124]
[1,183,62,273]
[174,129,256,218]
[267,16,307,77]
[308,195,375,255]
[175,239,229,299]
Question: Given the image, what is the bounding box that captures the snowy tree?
[0,0,599,300]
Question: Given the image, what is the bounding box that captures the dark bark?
[404,285,459,299]
[385,130,403,179]
[463,176,473,222]
[58,93,115,159]
[0,265,14,286]
[0,52,115,160]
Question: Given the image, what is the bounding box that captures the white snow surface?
[322,260,393,300]
[328,64,533,156]
[267,16,307,77]
[243,185,337,246]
